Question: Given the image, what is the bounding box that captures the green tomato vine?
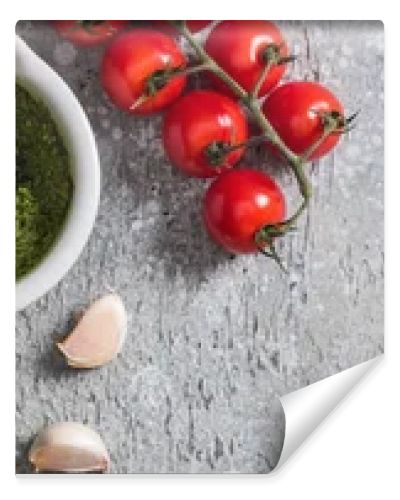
[171,20,356,270]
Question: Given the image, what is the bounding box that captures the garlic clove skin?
[29,422,110,473]
[57,294,127,369]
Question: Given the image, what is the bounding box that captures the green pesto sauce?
[16,83,73,280]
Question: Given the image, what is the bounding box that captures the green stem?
[221,134,270,154]
[176,21,249,101]
[300,126,335,162]
[174,20,317,268]
[285,198,308,227]
[250,62,272,99]
[246,97,300,166]
[290,159,312,201]
[246,97,312,202]
[173,63,211,78]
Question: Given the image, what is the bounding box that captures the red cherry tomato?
[101,30,187,115]
[203,169,286,254]
[205,21,288,98]
[52,20,128,46]
[151,21,212,36]
[262,81,344,160]
[163,90,248,178]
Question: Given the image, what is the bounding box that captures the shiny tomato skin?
[263,81,344,160]
[52,21,128,46]
[163,90,248,178]
[101,30,187,115]
[203,169,286,254]
[205,21,288,98]
[151,21,212,35]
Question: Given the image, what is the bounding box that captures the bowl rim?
[16,36,101,311]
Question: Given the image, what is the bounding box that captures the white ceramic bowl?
[16,36,100,311]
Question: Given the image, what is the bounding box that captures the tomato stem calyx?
[261,43,296,66]
[146,64,210,96]
[300,110,359,162]
[254,197,310,270]
[131,63,211,112]
[204,141,232,166]
[255,232,288,274]
[204,135,268,166]
[320,109,359,134]
[146,68,181,95]
[250,45,295,99]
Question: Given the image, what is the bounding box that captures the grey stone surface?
[15,21,384,473]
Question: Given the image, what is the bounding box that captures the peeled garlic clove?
[29,422,110,473]
[57,294,127,369]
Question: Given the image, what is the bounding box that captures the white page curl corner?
[273,354,383,471]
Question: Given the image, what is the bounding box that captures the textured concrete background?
[15,21,384,473]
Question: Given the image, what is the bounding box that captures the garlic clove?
[57,294,127,369]
[29,422,110,473]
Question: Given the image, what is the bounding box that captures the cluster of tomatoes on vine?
[52,20,355,270]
